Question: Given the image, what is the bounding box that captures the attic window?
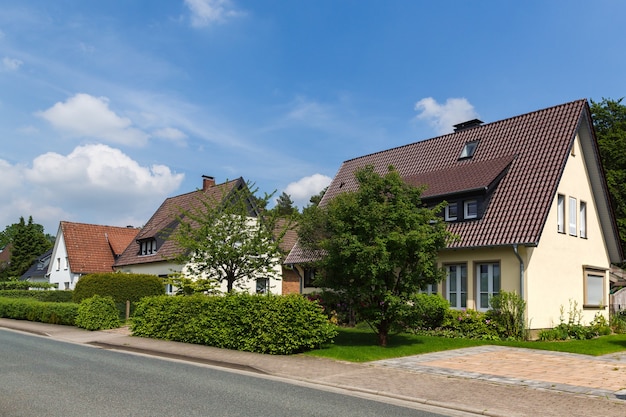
[459,141,479,159]
[139,239,157,256]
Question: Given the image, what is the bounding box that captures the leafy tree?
[2,216,53,279]
[308,187,327,207]
[590,98,626,261]
[274,192,298,217]
[171,183,289,293]
[298,166,453,346]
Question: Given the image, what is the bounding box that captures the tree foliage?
[171,183,289,293]
[298,166,453,346]
[1,217,53,280]
[590,98,626,261]
[274,191,298,217]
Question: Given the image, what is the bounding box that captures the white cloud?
[414,97,479,135]
[184,0,242,28]
[284,173,332,208]
[152,127,188,146]
[2,56,23,71]
[37,93,150,147]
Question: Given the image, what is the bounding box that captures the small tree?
[172,183,289,293]
[299,166,453,346]
[274,192,298,217]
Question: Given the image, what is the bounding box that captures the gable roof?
[59,222,139,274]
[114,178,246,267]
[286,99,623,264]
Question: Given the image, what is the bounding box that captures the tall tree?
[308,187,327,208]
[3,216,53,279]
[590,98,626,261]
[171,183,289,293]
[274,192,298,217]
[299,166,452,346]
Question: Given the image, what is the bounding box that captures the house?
[0,244,12,276]
[286,99,624,330]
[20,248,53,284]
[48,222,139,290]
[114,176,284,295]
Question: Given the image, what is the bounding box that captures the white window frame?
[420,283,438,295]
[580,201,587,238]
[476,262,500,311]
[445,202,458,221]
[256,277,269,294]
[446,264,467,309]
[464,200,477,219]
[583,267,605,308]
[569,196,577,236]
[459,141,478,159]
[557,194,565,233]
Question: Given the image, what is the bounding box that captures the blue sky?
[1,0,625,234]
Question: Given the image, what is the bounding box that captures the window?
[459,141,478,159]
[446,264,467,309]
[464,200,478,219]
[420,283,438,295]
[139,239,158,255]
[557,194,565,233]
[580,201,587,238]
[303,268,316,288]
[256,278,269,294]
[569,197,577,236]
[56,258,61,271]
[584,267,605,307]
[64,257,69,270]
[445,202,458,221]
[476,263,500,311]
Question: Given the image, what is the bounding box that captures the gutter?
[512,244,525,299]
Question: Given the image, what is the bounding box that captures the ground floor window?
[420,283,438,295]
[583,267,605,308]
[256,277,269,294]
[477,262,500,311]
[303,268,316,288]
[446,264,467,309]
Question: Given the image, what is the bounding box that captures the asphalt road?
[0,329,458,417]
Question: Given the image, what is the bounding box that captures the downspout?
[513,244,524,299]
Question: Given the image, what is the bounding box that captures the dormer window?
[445,202,458,221]
[459,141,479,159]
[139,239,157,256]
[464,200,478,219]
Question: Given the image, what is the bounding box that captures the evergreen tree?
[275,192,297,216]
[3,216,53,279]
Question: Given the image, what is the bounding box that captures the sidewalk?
[1,318,625,417]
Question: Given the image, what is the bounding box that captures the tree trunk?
[377,320,390,347]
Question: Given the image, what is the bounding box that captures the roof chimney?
[202,175,216,191]
[453,119,484,132]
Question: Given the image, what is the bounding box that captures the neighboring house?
[20,248,53,284]
[114,176,284,295]
[0,244,12,276]
[286,99,624,330]
[276,219,300,295]
[48,222,139,290]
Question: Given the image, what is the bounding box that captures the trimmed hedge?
[0,281,56,290]
[73,273,165,303]
[0,290,74,303]
[132,293,338,355]
[402,293,450,330]
[0,297,78,325]
[75,295,122,331]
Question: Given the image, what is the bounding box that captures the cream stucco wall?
[524,132,611,328]
[47,228,81,290]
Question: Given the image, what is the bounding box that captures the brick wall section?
[281,267,300,294]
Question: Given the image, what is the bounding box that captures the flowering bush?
[437,309,502,340]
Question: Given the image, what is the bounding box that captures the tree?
[590,98,626,262]
[298,166,453,346]
[171,183,289,293]
[2,216,53,279]
[308,187,327,207]
[274,192,298,217]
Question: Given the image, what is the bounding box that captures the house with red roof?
[114,176,287,295]
[47,222,139,290]
[286,99,624,330]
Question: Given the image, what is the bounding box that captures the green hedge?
[75,295,122,331]
[0,281,56,290]
[0,297,78,325]
[131,294,338,355]
[0,290,74,303]
[73,273,165,303]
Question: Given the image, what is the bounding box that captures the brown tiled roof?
[286,99,617,264]
[114,178,243,267]
[61,222,139,274]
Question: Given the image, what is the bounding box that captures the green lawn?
[305,327,626,362]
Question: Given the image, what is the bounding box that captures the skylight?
[459,140,479,159]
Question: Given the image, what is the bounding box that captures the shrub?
[73,273,164,304]
[611,311,626,334]
[0,297,78,325]
[439,309,502,340]
[0,281,56,290]
[0,290,74,302]
[402,293,449,330]
[132,293,337,354]
[538,302,612,341]
[75,295,122,331]
[487,291,526,340]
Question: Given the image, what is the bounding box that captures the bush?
[0,281,56,290]
[0,297,78,325]
[132,293,337,354]
[402,293,449,330]
[487,291,526,340]
[437,309,502,340]
[73,273,165,304]
[75,295,122,331]
[611,310,626,334]
[538,301,612,341]
[0,290,74,302]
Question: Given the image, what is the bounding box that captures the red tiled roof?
[61,222,139,274]
[286,99,599,264]
[114,178,243,267]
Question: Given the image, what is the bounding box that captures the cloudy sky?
[1,0,625,234]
